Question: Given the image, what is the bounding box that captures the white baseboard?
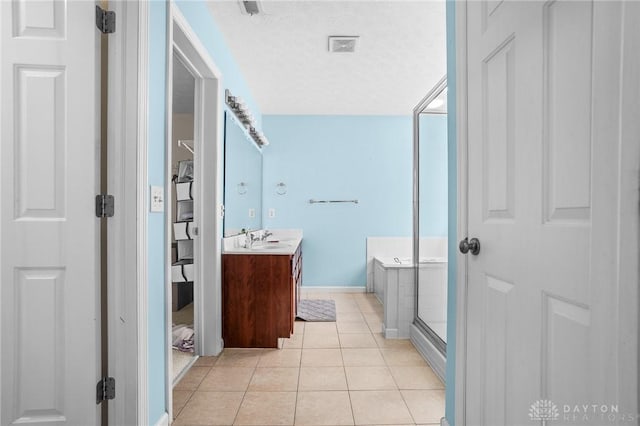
[441,417,450,426]
[154,412,169,426]
[301,286,366,293]
[382,324,399,339]
[410,323,446,383]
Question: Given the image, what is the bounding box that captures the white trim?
[441,417,450,426]
[454,2,468,426]
[136,1,150,424]
[153,412,170,426]
[106,1,145,425]
[410,323,446,382]
[164,2,174,421]
[301,286,366,293]
[171,355,199,387]
[165,3,225,420]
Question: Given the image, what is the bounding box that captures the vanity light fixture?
[225,89,270,148]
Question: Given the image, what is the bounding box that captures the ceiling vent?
[239,1,261,15]
[328,36,359,53]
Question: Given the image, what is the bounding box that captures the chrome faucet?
[245,231,259,248]
[261,230,273,241]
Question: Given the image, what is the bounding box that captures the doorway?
[165,4,225,417]
[170,55,197,381]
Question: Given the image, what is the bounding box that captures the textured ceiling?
[207,1,447,115]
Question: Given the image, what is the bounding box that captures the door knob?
[459,237,480,255]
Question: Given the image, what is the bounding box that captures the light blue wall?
[445,0,457,424]
[419,114,449,237]
[262,115,447,286]
[146,1,263,423]
[147,2,168,423]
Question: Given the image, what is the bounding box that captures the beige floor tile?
[367,321,383,334]
[199,367,255,391]
[345,366,397,390]
[349,390,413,425]
[172,390,193,419]
[341,348,386,367]
[373,333,415,349]
[337,321,372,334]
[174,366,211,391]
[335,302,361,314]
[282,333,304,349]
[304,322,338,334]
[248,367,299,391]
[381,348,428,366]
[294,321,305,334]
[355,300,382,314]
[173,391,244,425]
[339,333,378,348]
[258,349,302,367]
[216,348,264,367]
[334,294,359,303]
[363,312,383,324]
[298,366,348,391]
[301,348,344,366]
[303,332,340,348]
[401,389,445,424]
[336,311,365,322]
[234,391,297,425]
[295,391,354,425]
[194,356,218,367]
[389,366,444,390]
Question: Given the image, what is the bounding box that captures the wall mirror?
[223,111,263,236]
[413,75,449,355]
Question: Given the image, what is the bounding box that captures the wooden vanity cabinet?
[222,243,302,348]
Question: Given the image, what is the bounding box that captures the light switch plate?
[268,208,276,218]
[248,208,256,218]
[150,186,164,212]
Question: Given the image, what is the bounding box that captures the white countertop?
[222,229,302,255]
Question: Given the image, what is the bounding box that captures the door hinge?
[96,194,115,218]
[96,377,116,404]
[95,5,116,34]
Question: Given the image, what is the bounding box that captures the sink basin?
[252,242,289,250]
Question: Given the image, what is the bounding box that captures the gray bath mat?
[296,299,336,322]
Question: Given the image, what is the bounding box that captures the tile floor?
[173,291,445,425]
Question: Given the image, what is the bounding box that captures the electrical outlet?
[249,208,256,218]
[268,208,276,218]
[150,186,164,212]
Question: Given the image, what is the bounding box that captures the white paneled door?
[1,1,100,425]
[464,1,638,425]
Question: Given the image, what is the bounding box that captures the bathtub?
[373,256,447,339]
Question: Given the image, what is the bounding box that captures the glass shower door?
[413,76,448,354]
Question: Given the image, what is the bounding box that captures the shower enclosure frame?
[412,75,448,357]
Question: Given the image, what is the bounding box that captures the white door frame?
[453,2,468,425]
[106,1,148,425]
[165,1,224,418]
[453,2,639,425]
